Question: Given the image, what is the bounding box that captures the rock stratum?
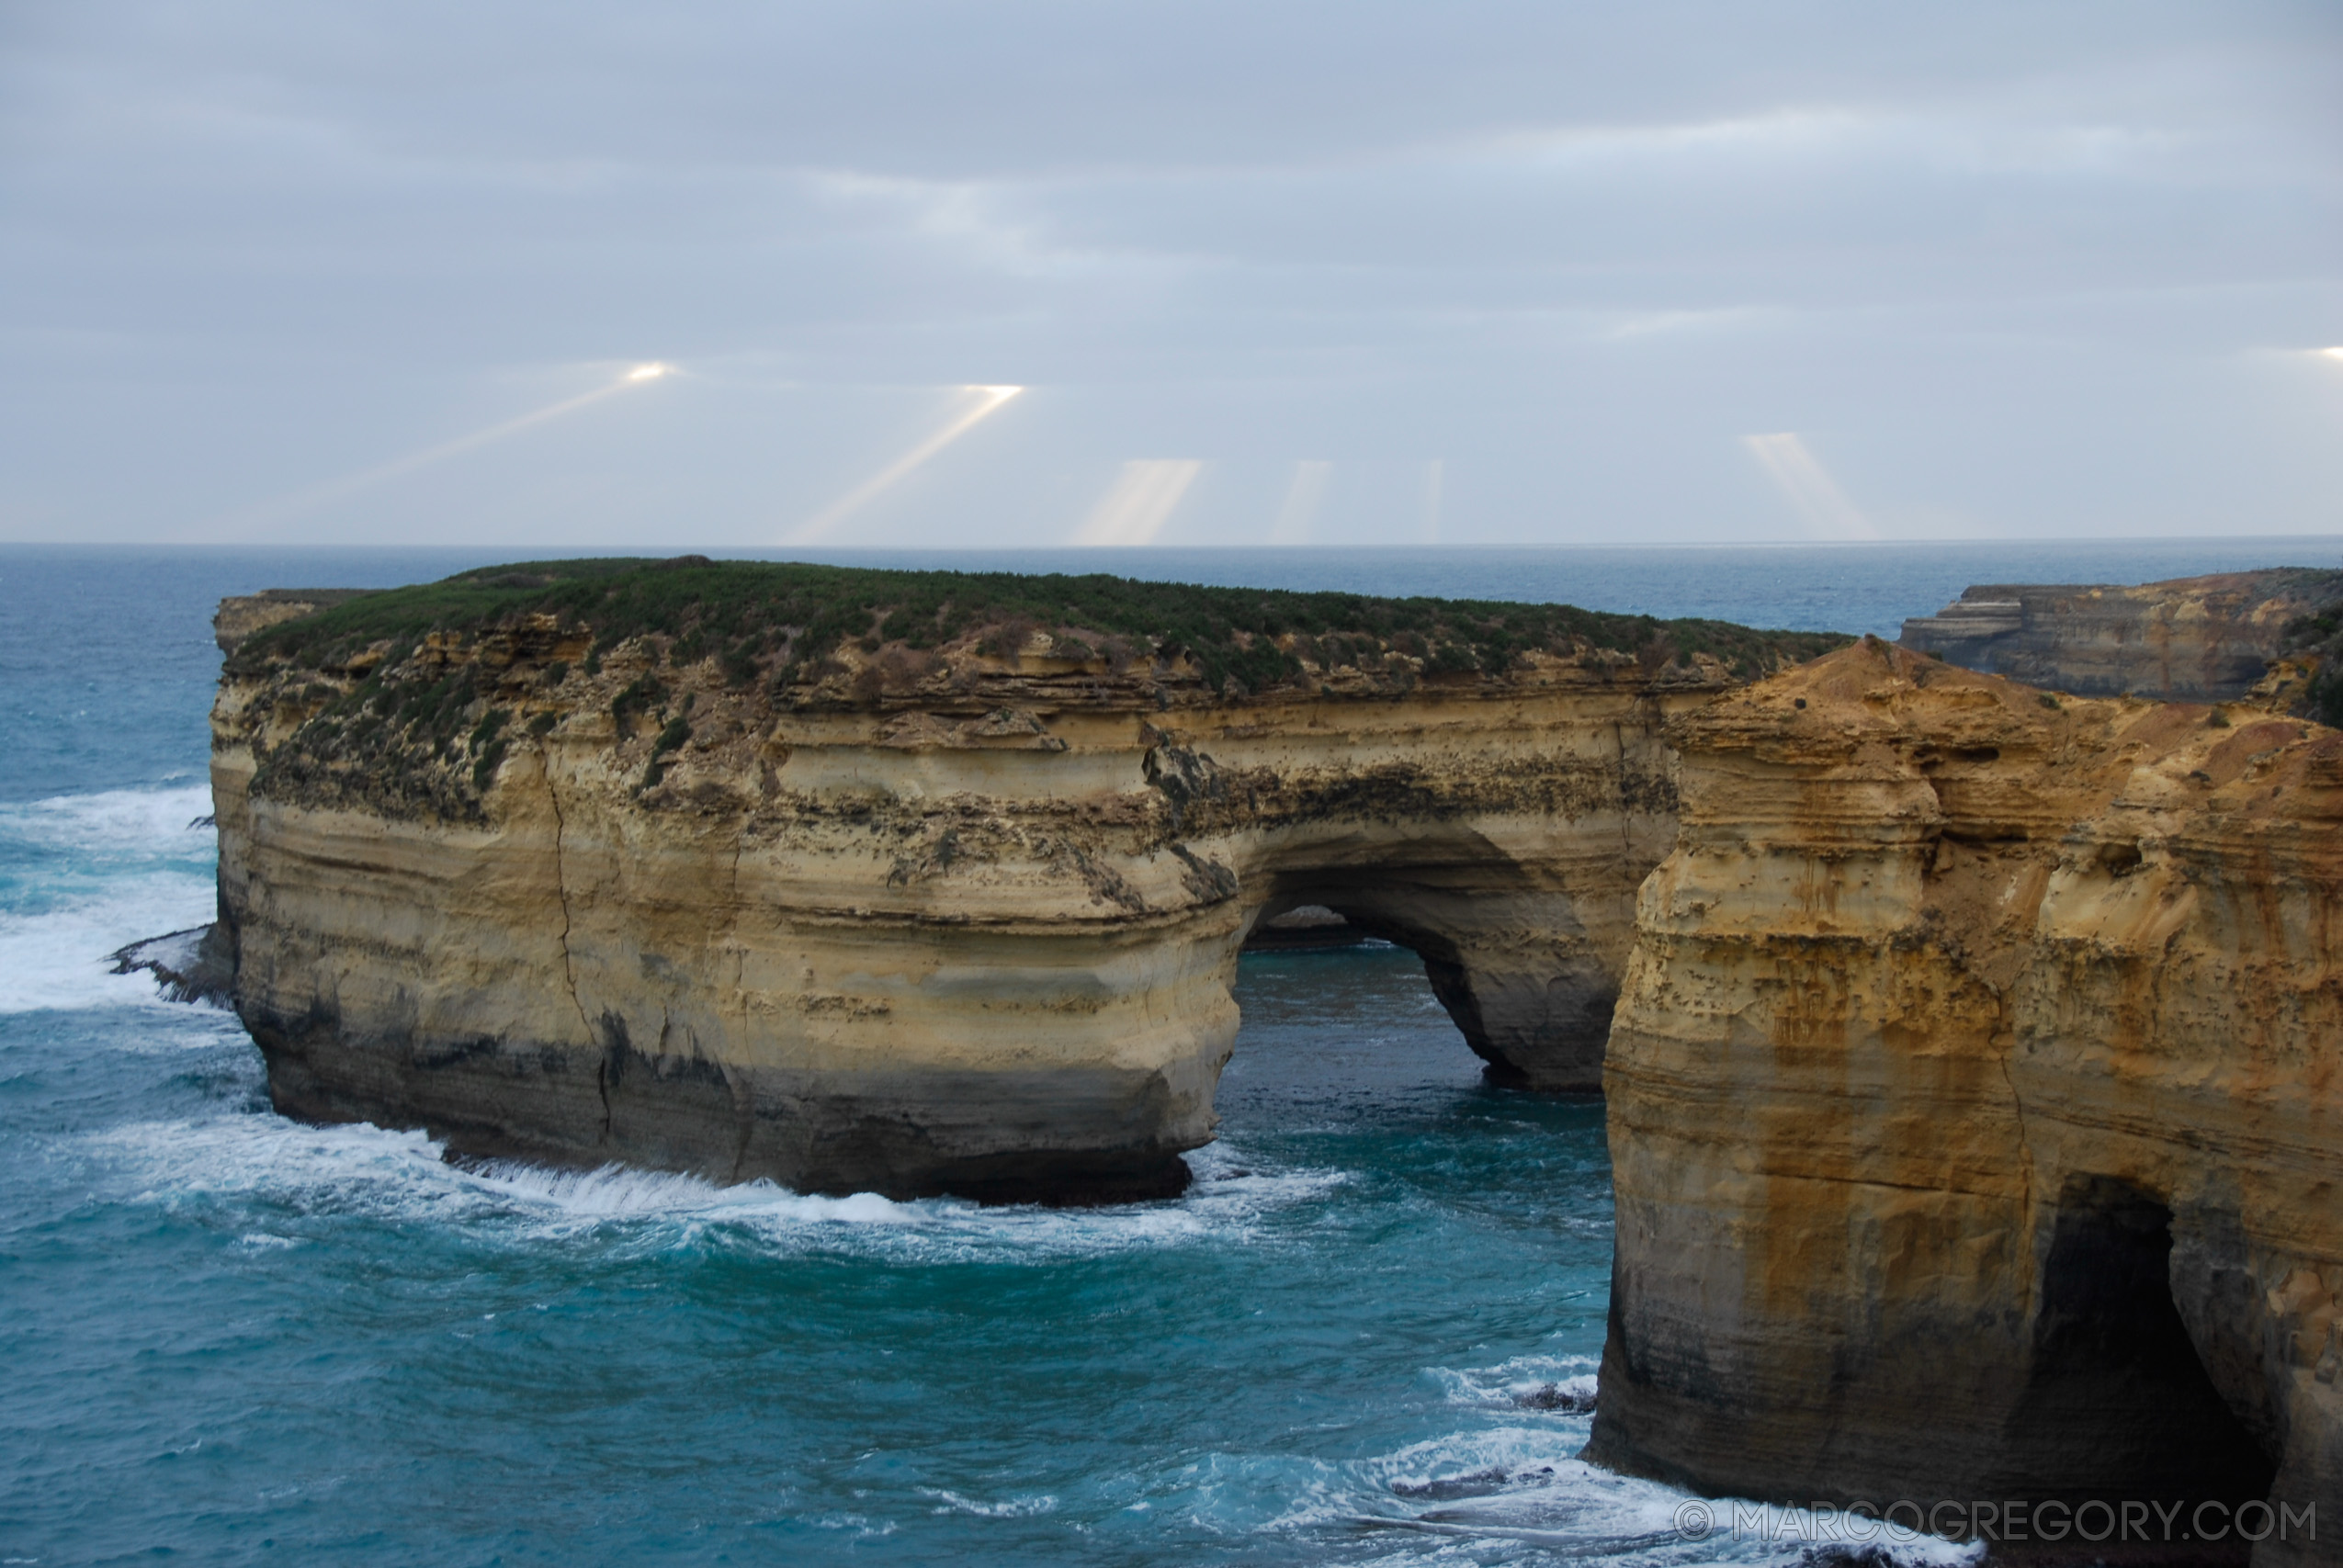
[210,558,1838,1202]
[1898,568,2343,709]
[1591,637,2341,1562]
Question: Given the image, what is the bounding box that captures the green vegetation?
[610,671,668,730]
[232,555,1849,696]
[641,714,693,790]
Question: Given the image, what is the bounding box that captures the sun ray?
[1269,461,1330,545]
[1072,460,1203,547]
[786,385,1023,545]
[224,363,677,535]
[1741,433,1877,539]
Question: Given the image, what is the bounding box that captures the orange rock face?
[1590,637,2342,1565]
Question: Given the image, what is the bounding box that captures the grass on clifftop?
[231,555,1851,696]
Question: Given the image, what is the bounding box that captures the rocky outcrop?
[213,590,376,653]
[109,923,235,1006]
[1590,637,2341,1563]
[1898,570,2343,702]
[212,561,1837,1202]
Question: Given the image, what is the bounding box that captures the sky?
[3,0,2339,548]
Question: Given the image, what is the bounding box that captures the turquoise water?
[1,541,2326,1564]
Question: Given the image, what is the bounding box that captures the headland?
[209,557,1839,1201]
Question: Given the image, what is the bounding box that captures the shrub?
[232,554,1854,709]
[471,739,506,790]
[611,674,667,730]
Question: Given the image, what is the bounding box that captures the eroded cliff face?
[214,595,1752,1201]
[1898,570,2343,703]
[1590,637,2342,1562]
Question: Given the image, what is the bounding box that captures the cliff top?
[215,557,1849,825]
[1684,635,2341,830]
[226,555,1848,697]
[1944,567,2343,604]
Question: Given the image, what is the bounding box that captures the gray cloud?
[2,0,2337,546]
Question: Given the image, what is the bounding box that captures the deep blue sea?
[2,539,2330,1565]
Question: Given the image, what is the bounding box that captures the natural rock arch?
[1239,868,1616,1093]
[219,633,1717,1203]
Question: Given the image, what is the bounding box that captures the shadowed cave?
[2009,1177,2276,1513]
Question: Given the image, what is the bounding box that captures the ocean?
[1,538,2329,1565]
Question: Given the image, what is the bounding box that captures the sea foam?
[84,1100,1347,1269]
[0,785,216,1015]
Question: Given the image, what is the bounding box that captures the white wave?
[0,785,218,1015]
[83,1108,1346,1266]
[467,1157,911,1222]
[1430,1349,1600,1409]
[1366,1425,1596,1506]
[0,784,213,857]
[0,877,219,1013]
[802,1513,898,1538]
[917,1487,1058,1517]
[1347,1422,1986,1568]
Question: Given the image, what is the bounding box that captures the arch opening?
[2011,1176,2275,1513]
[1237,869,1617,1095]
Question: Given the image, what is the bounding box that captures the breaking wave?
[83,1108,1347,1267]
[0,784,215,1014]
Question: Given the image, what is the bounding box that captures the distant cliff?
[1898,568,2343,707]
[210,557,1841,1202]
[1590,637,2341,1563]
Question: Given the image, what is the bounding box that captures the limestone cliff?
[1590,637,2341,1562]
[212,558,1839,1202]
[1898,569,2343,705]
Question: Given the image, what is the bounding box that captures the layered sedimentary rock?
[1590,637,2342,1562]
[1898,570,2343,702]
[213,561,1834,1201]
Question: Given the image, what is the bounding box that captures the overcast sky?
[4,0,2339,547]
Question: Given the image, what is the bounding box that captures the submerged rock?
[1389,1466,1515,1501]
[1514,1382,1597,1414]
